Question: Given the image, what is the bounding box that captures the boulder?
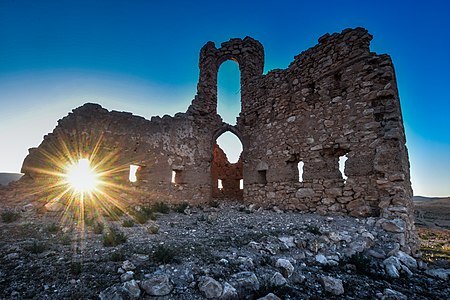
[275,258,294,278]
[270,272,287,286]
[220,282,238,300]
[122,280,141,299]
[140,272,173,296]
[321,276,344,295]
[198,276,223,299]
[425,268,450,280]
[395,251,417,269]
[229,271,260,295]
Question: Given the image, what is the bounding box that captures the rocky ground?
[0,183,449,299]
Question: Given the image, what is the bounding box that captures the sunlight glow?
[66,159,99,193]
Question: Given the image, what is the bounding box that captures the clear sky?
[0,0,449,196]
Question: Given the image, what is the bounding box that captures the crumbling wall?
[21,27,419,253]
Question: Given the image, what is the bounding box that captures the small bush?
[70,262,83,275]
[347,252,373,274]
[305,225,321,235]
[110,251,125,262]
[209,200,220,208]
[122,219,134,227]
[148,224,159,234]
[152,244,179,264]
[47,222,60,233]
[173,202,189,213]
[152,202,170,214]
[93,222,104,234]
[26,241,47,254]
[1,209,20,223]
[103,228,127,247]
[134,211,149,224]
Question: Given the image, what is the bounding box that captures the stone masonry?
[20,28,419,254]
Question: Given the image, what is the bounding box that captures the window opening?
[216,131,242,163]
[217,60,241,125]
[171,170,176,184]
[239,179,244,190]
[298,161,304,182]
[129,165,140,182]
[218,179,223,190]
[258,170,267,184]
[339,155,348,182]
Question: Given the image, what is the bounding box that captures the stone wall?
[21,27,419,254]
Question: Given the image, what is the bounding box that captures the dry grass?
[417,227,450,267]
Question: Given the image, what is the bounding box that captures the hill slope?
[0,173,23,186]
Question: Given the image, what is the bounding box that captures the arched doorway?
[211,130,243,200]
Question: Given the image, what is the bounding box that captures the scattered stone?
[381,288,407,300]
[383,256,401,278]
[121,260,136,271]
[229,271,260,295]
[140,272,173,296]
[198,276,223,299]
[395,251,417,269]
[120,271,134,282]
[99,285,127,300]
[425,268,450,280]
[257,293,282,300]
[44,202,64,212]
[122,280,141,299]
[321,276,344,295]
[270,272,287,286]
[220,282,238,300]
[275,258,294,278]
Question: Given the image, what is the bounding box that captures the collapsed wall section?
[21,103,215,204]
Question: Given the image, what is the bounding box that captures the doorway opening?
[211,131,243,200]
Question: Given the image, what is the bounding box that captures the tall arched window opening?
[217,60,241,125]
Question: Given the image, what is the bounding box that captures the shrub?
[122,219,134,227]
[347,252,373,274]
[305,225,321,235]
[173,202,189,213]
[26,241,47,254]
[209,200,220,208]
[1,209,20,223]
[147,224,159,234]
[70,262,83,275]
[93,222,104,234]
[110,251,126,262]
[152,244,179,264]
[134,211,149,224]
[152,202,170,214]
[47,222,60,233]
[103,228,127,247]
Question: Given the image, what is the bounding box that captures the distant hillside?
[0,173,23,186]
[413,196,450,203]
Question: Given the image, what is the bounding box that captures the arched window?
[217,60,241,125]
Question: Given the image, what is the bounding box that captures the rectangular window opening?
[218,179,223,190]
[129,165,141,182]
[339,154,348,182]
[257,170,267,184]
[239,179,244,190]
[298,161,304,182]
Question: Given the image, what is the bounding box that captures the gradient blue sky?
[0,0,449,196]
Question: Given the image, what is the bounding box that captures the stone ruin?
[20,28,419,254]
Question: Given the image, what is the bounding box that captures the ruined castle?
[21,28,419,254]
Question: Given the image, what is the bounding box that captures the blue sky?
[0,0,449,196]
